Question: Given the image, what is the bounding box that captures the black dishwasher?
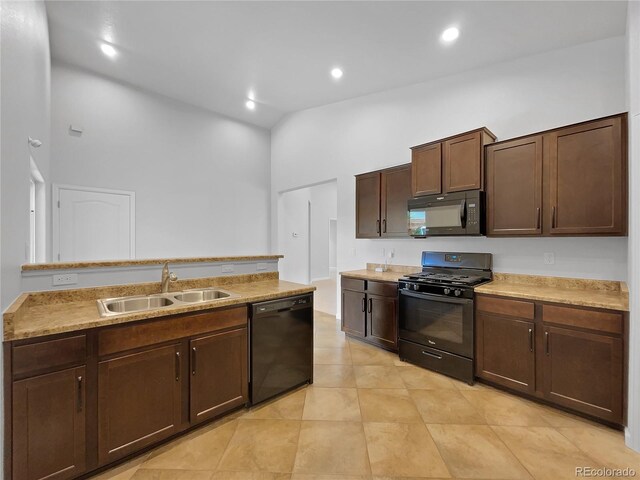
[250,293,314,405]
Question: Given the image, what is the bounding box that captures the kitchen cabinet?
[411,128,496,196]
[486,136,543,235]
[13,366,86,480]
[548,116,626,235]
[190,327,248,424]
[475,296,536,394]
[355,172,381,238]
[486,114,627,237]
[97,343,182,465]
[341,277,398,351]
[355,164,411,239]
[476,294,626,425]
[6,304,253,479]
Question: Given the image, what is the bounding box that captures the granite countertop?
[475,273,629,312]
[340,263,420,283]
[21,255,283,271]
[4,273,314,341]
[340,264,628,312]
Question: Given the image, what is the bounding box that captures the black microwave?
[408,190,485,237]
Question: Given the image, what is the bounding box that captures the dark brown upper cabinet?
[411,128,496,196]
[355,164,411,239]
[486,113,627,237]
[548,116,626,235]
[411,143,442,196]
[486,136,543,236]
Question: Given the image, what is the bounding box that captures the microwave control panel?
[467,203,478,226]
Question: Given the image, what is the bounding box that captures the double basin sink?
[97,288,238,317]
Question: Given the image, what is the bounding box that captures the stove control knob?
[443,288,451,295]
[412,284,419,291]
[454,289,462,297]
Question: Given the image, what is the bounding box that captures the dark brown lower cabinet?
[476,294,626,426]
[190,327,248,424]
[97,344,182,465]
[341,276,398,352]
[341,288,366,338]
[475,313,535,394]
[542,325,623,423]
[366,294,398,351]
[12,366,86,480]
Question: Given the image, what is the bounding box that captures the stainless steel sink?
[172,289,232,303]
[100,295,175,315]
[96,288,238,317]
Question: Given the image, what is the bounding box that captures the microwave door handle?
[459,199,466,226]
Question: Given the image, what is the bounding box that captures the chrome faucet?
[161,262,178,293]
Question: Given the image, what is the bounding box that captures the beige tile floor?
[91,311,640,480]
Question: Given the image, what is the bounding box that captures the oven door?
[398,289,474,358]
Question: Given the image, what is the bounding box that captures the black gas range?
[398,251,492,384]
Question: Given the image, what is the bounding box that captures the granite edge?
[22,255,284,271]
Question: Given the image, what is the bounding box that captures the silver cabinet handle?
[528,328,534,352]
[175,351,181,381]
[77,376,83,412]
[545,331,550,355]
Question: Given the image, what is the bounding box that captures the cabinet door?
[443,131,482,193]
[190,327,248,424]
[13,367,86,480]
[486,136,543,236]
[411,143,442,196]
[355,172,381,238]
[548,116,625,235]
[366,294,398,351]
[341,289,366,337]
[475,314,535,394]
[542,326,623,423]
[98,344,182,465]
[381,165,411,237]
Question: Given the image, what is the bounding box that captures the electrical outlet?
[53,273,78,286]
[221,265,234,273]
[543,252,555,265]
[388,248,395,259]
[256,263,267,271]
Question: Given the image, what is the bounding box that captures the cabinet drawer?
[13,334,86,379]
[476,295,534,320]
[542,304,622,335]
[99,306,247,356]
[342,277,365,292]
[367,281,397,297]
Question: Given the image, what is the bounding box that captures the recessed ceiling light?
[441,27,460,43]
[331,67,343,79]
[100,43,117,58]
[245,99,256,110]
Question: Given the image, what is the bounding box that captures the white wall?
[277,181,338,284]
[625,0,640,452]
[310,180,338,281]
[0,2,52,474]
[271,37,629,293]
[278,188,311,284]
[1,1,52,310]
[50,61,271,261]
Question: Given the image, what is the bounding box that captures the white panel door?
[55,185,135,262]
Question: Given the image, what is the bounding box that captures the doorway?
[53,184,136,262]
[277,180,338,314]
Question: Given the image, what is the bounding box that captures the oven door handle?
[399,289,472,305]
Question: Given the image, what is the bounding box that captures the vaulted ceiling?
[46,1,628,128]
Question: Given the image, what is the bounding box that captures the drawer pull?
[422,350,442,360]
